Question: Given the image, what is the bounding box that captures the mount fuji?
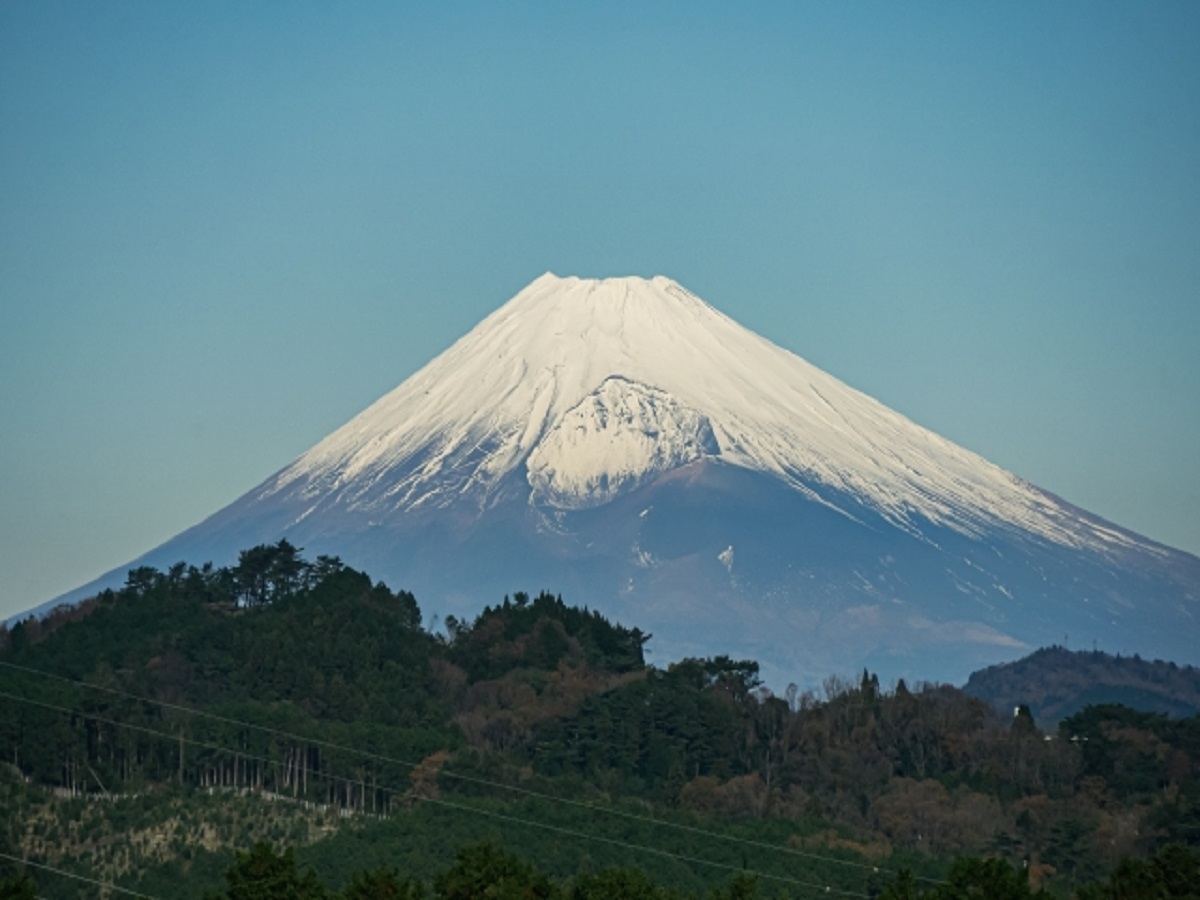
[39,274,1200,685]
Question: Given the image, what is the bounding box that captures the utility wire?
[1,659,944,886]
[0,689,872,899]
[417,793,869,898]
[0,690,384,811]
[0,850,157,898]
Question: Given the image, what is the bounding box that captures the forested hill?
[964,645,1200,726]
[2,542,1199,898]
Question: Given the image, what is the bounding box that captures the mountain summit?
[270,274,1145,549]
[43,274,1200,684]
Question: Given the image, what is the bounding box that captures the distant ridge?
[963,646,1200,725]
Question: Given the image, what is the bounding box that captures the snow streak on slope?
[269,274,1140,555]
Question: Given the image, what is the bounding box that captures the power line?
[0,659,935,885]
[0,690,383,811]
[0,689,872,899]
[417,794,869,898]
[0,850,158,899]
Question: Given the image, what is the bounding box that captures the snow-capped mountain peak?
[269,274,1125,554]
[30,273,1200,686]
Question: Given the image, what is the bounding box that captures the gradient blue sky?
[2,2,1198,622]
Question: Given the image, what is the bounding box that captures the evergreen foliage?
[0,873,38,900]
[213,841,327,900]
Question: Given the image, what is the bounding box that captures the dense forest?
[2,541,1198,898]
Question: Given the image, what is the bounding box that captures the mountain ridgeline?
[33,274,1200,687]
[964,645,1200,726]
[2,545,1199,898]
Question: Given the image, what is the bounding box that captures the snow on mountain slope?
[527,377,719,509]
[269,274,1138,555]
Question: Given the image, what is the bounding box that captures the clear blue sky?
[2,2,1198,622]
